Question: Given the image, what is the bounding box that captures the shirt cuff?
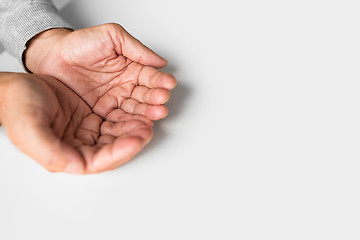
[0,1,73,63]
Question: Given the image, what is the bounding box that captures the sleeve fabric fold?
[0,0,73,62]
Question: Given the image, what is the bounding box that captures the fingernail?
[65,161,84,174]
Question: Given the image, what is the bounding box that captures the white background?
[1,0,360,239]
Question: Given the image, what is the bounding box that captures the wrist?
[23,28,72,73]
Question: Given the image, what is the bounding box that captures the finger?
[97,134,116,147]
[75,113,102,145]
[100,120,153,140]
[105,109,154,127]
[120,98,168,120]
[92,94,118,118]
[88,136,146,173]
[131,85,170,105]
[138,66,177,90]
[109,24,168,68]
[8,122,84,174]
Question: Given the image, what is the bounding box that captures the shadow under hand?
[120,64,192,169]
[165,82,191,121]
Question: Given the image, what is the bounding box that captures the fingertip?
[147,105,168,120]
[162,58,168,65]
[158,57,168,68]
[152,89,170,105]
[113,135,146,157]
[65,160,84,175]
[158,74,177,90]
[129,127,153,144]
[63,148,85,174]
[146,55,168,68]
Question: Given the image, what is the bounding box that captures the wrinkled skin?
[0,73,156,174]
[25,23,176,121]
[15,23,177,174]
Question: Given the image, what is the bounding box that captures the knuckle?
[105,23,124,31]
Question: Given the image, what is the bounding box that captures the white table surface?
[1,0,360,239]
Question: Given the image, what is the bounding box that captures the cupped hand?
[24,23,176,120]
[0,73,156,174]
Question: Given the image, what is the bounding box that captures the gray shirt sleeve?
[0,0,73,62]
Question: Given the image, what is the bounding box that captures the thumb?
[7,122,84,174]
[109,24,168,68]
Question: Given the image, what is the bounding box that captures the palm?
[35,24,176,120]
[4,74,153,174]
